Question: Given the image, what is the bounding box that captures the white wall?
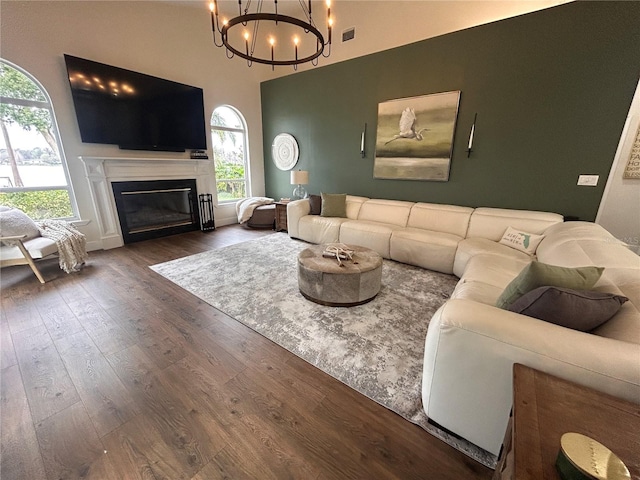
[1,0,267,247]
[597,79,640,253]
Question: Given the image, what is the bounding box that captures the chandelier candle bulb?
[209,2,216,28]
[269,37,275,70]
[327,0,332,44]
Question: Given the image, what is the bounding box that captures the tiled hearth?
[80,157,215,249]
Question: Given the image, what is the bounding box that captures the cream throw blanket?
[37,220,88,273]
[236,197,274,224]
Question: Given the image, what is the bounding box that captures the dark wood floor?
[1,225,491,480]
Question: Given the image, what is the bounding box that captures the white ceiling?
[165,0,573,80]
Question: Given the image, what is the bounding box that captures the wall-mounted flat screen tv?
[64,54,207,152]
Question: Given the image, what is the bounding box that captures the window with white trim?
[210,105,251,203]
[0,59,77,220]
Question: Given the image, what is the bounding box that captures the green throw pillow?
[320,193,347,218]
[496,261,604,309]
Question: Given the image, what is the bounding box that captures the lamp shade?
[290,170,309,185]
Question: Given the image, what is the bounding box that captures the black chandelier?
[208,0,333,70]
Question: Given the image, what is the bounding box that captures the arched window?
[210,105,251,203]
[0,60,77,220]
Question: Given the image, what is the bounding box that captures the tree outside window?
[211,106,250,203]
[0,60,76,220]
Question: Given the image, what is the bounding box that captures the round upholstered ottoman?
[297,244,383,307]
[246,204,276,229]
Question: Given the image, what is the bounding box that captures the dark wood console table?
[275,202,288,232]
[493,364,640,479]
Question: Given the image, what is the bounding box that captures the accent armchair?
[0,207,59,283]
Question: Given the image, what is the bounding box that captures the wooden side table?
[274,202,288,232]
[493,364,640,479]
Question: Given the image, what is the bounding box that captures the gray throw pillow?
[0,207,40,241]
[320,193,347,218]
[508,286,628,331]
[309,195,322,215]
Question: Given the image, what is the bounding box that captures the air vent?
[342,27,355,42]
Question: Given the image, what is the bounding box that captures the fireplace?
[112,179,200,243]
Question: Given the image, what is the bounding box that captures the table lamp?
[291,170,309,200]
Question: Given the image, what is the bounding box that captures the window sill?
[71,219,91,227]
[217,199,245,206]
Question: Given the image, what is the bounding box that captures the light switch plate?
[577,175,599,186]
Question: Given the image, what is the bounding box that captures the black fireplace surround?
[112,179,200,244]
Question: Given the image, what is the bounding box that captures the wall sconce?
[361,123,367,158]
[467,113,477,158]
[290,169,309,199]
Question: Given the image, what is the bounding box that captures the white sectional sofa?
[287,196,640,456]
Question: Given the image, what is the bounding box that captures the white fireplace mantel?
[80,156,215,249]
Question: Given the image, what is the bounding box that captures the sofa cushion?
[536,221,638,269]
[592,302,640,344]
[499,226,545,255]
[406,203,473,238]
[345,195,369,219]
[390,228,462,274]
[540,221,626,244]
[590,268,640,344]
[508,286,628,331]
[357,199,413,227]
[466,207,563,241]
[454,254,530,305]
[339,220,401,258]
[496,261,604,309]
[453,237,532,278]
[461,254,531,289]
[0,236,58,260]
[298,215,348,244]
[594,268,640,305]
[538,239,640,269]
[0,207,40,242]
[321,193,347,217]
[451,280,505,306]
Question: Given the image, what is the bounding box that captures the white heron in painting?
[385,108,428,145]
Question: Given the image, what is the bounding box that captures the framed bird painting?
[374,91,460,181]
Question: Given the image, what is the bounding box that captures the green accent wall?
[261,1,640,221]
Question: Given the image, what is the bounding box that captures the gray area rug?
[150,233,495,467]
